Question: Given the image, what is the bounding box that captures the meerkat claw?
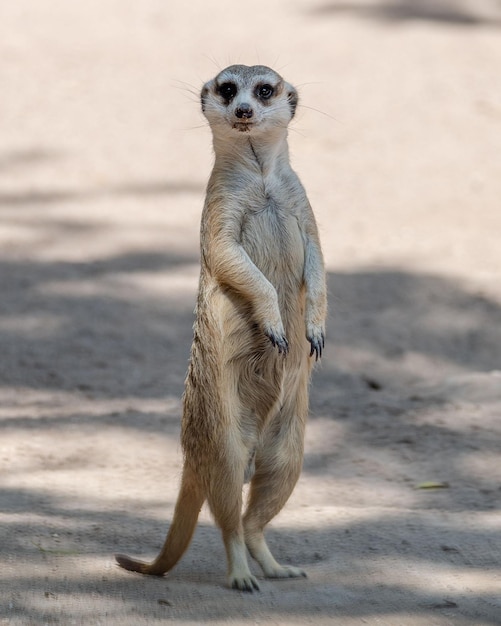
[308,336,323,361]
[265,330,289,356]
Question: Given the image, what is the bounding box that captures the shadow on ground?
[1,246,500,396]
[309,0,501,28]
[1,483,500,623]
[2,245,501,623]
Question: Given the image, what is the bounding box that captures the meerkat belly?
[200,203,306,420]
[240,200,306,354]
[241,202,305,296]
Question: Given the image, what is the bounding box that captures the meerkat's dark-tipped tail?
[115,465,205,576]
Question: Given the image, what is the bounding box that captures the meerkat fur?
[116,64,327,592]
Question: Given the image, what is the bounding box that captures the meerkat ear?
[285,83,299,118]
[201,81,213,112]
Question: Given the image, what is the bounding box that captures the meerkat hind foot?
[265,564,307,579]
[246,533,307,580]
[229,571,260,592]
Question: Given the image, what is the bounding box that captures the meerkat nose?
[235,104,253,119]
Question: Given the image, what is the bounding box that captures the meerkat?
[115,64,327,592]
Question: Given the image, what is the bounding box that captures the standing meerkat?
[116,64,327,592]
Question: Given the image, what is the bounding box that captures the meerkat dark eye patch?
[217,82,237,102]
[257,84,274,100]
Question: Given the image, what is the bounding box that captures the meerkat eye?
[257,84,274,100]
[217,82,237,102]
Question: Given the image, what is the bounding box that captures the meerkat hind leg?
[244,409,307,579]
[245,529,307,579]
[206,440,260,591]
[224,530,260,592]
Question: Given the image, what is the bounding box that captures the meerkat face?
[201,65,298,136]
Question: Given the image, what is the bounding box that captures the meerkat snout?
[235,104,253,119]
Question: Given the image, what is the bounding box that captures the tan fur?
[115,64,327,591]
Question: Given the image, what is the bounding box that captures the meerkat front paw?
[306,326,325,361]
[263,325,289,356]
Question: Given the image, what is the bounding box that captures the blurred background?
[2,0,501,275]
[1,1,501,624]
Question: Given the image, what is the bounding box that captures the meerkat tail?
[115,465,205,576]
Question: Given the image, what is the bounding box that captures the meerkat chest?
[240,191,305,284]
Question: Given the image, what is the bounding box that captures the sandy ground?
[1,1,501,624]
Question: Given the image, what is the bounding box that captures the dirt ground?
[1,1,501,624]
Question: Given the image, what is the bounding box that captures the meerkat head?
[201,65,298,136]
